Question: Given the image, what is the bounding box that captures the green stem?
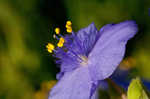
[106,78,127,99]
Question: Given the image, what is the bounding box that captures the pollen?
[55,27,60,34]
[66,21,72,26]
[66,21,72,33]
[66,28,72,33]
[57,37,65,47]
[46,43,55,53]
[65,24,72,29]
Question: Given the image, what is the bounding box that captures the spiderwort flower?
[47,20,138,99]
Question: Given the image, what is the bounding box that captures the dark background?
[0,0,150,99]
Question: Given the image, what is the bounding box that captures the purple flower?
[48,21,138,99]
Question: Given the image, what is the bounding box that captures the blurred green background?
[0,0,150,99]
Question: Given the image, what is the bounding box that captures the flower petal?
[77,22,98,39]
[55,23,100,77]
[88,21,138,81]
[49,67,93,99]
[72,23,99,56]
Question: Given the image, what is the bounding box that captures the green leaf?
[127,77,149,99]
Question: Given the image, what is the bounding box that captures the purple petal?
[49,67,93,99]
[55,23,100,77]
[91,90,99,99]
[72,23,99,56]
[88,21,138,81]
[77,22,98,39]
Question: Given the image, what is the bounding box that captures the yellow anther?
[46,43,55,53]
[66,24,72,29]
[57,43,63,47]
[67,28,72,33]
[57,37,65,47]
[66,21,72,26]
[55,27,60,34]
[59,37,65,43]
[66,21,72,33]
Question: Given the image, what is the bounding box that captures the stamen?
[66,47,83,62]
[65,24,72,29]
[66,21,72,26]
[55,27,60,34]
[46,43,55,53]
[67,28,72,33]
[53,34,59,40]
[57,37,65,47]
[58,34,64,38]
[79,55,88,66]
[66,21,72,33]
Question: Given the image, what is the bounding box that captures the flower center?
[46,21,72,53]
[80,56,88,66]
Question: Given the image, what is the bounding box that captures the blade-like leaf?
[127,77,149,99]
